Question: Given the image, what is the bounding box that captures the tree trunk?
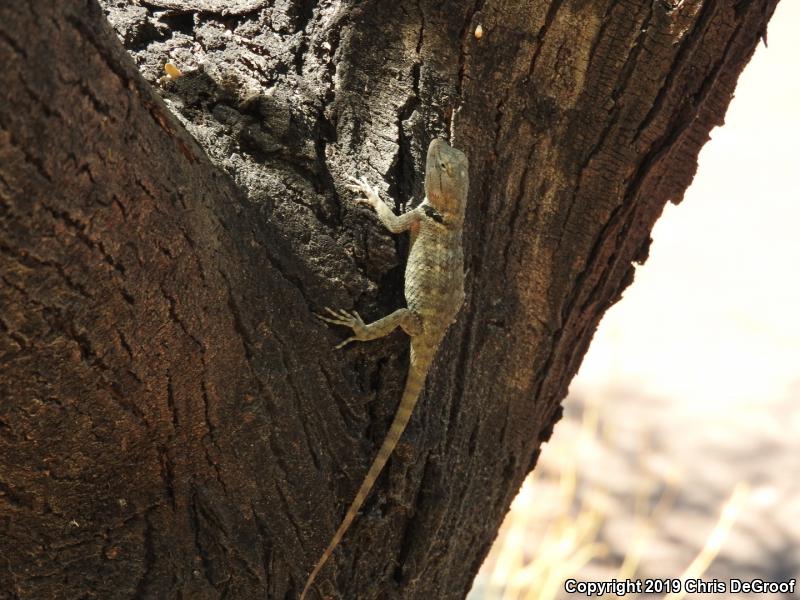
[0,1,777,598]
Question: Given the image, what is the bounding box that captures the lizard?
[300,138,469,599]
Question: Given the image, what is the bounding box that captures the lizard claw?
[317,307,367,348]
[345,175,368,187]
[345,175,379,208]
[317,307,358,324]
[334,336,357,350]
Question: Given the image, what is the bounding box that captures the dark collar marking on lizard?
[422,204,444,224]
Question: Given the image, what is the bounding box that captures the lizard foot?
[317,307,368,349]
[345,175,380,209]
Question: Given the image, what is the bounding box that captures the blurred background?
[469,2,799,598]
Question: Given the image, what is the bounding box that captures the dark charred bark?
[0,1,777,598]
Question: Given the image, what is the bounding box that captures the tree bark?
[0,1,777,598]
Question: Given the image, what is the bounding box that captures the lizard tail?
[300,354,430,600]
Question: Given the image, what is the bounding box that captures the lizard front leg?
[346,176,421,233]
[318,307,422,349]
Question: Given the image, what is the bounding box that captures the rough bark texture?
[0,1,777,599]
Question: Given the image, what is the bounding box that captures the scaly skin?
[301,139,468,599]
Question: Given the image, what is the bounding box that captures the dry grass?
[469,402,749,600]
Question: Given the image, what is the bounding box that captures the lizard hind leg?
[317,307,421,349]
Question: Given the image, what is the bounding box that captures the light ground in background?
[470,2,800,598]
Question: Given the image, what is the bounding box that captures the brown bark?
[0,1,777,598]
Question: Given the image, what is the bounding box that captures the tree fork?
[0,1,778,598]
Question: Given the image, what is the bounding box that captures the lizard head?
[425,138,469,224]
